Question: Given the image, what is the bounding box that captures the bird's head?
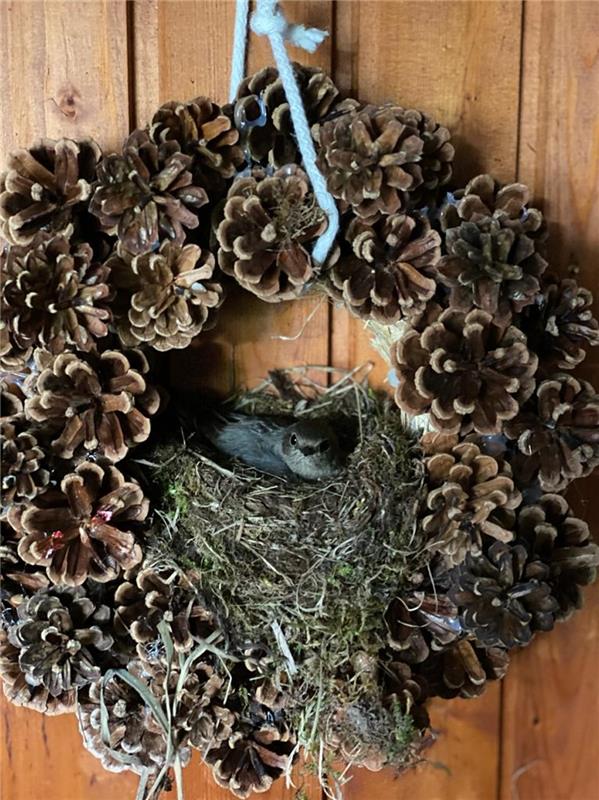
[281,419,343,480]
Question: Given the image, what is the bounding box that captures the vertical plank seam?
[126,0,137,130]
[327,0,339,391]
[514,0,528,181]
[498,3,527,799]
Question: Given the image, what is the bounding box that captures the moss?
[145,369,428,767]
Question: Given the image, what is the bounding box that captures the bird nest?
[144,368,427,767]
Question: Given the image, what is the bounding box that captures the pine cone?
[0,138,102,245]
[203,682,295,799]
[1,417,49,511]
[115,567,218,658]
[78,661,187,785]
[417,639,509,699]
[1,245,28,370]
[386,592,462,660]
[0,630,70,714]
[150,96,243,196]
[392,308,538,434]
[515,494,599,619]
[24,348,160,462]
[0,323,30,373]
[385,598,430,663]
[1,517,50,616]
[229,64,339,168]
[0,377,26,420]
[1,234,112,358]
[89,129,208,256]
[419,432,520,566]
[437,175,547,326]
[325,692,428,772]
[15,461,146,586]
[382,658,430,730]
[520,276,599,370]
[326,213,441,323]
[449,540,559,648]
[216,167,327,301]
[504,374,599,491]
[108,240,224,351]
[316,103,453,221]
[0,585,113,713]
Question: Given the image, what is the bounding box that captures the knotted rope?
[229,0,339,266]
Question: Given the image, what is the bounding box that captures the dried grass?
[143,367,429,766]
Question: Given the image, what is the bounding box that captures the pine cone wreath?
[504,374,599,491]
[0,138,102,246]
[416,639,509,699]
[1,234,112,358]
[0,585,113,714]
[419,432,520,566]
[108,240,224,351]
[520,276,599,371]
[14,461,146,586]
[315,103,453,221]
[392,308,538,434]
[1,416,49,511]
[216,167,327,301]
[89,129,208,256]
[326,213,441,323]
[24,348,160,463]
[228,63,339,168]
[515,494,599,620]
[449,540,559,649]
[203,681,295,799]
[150,96,243,196]
[114,567,218,658]
[436,175,547,326]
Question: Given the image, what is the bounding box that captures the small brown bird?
[205,413,344,481]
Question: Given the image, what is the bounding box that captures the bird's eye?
[319,440,330,453]
[290,433,298,446]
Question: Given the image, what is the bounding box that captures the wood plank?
[0,2,131,798]
[0,698,138,800]
[0,0,130,158]
[132,2,331,797]
[500,3,599,799]
[331,3,523,797]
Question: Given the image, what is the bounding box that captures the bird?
[203,412,345,481]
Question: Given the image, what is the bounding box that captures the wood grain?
[500,3,599,799]
[1,2,599,800]
[0,2,131,798]
[0,0,130,155]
